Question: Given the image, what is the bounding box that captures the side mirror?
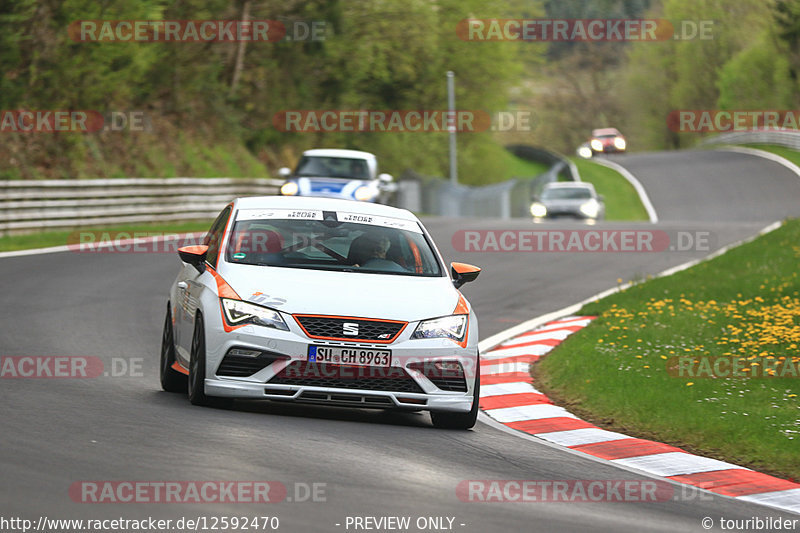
[450,262,481,289]
[178,245,208,274]
[378,173,393,183]
[278,167,291,178]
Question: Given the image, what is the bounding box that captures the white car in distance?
[278,149,396,203]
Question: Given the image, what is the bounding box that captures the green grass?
[0,221,214,252]
[743,144,800,167]
[536,219,800,480]
[504,152,550,180]
[571,158,649,221]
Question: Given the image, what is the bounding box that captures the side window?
[203,206,232,268]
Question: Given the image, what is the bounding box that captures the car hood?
[217,263,461,322]
[541,198,590,210]
[294,177,374,199]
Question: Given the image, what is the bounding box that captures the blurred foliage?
[3,0,799,179]
[527,0,800,153]
[0,0,527,182]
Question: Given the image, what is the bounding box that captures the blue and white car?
[160,196,482,429]
[278,148,395,203]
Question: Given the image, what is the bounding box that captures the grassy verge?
[742,144,800,167]
[505,152,551,179]
[570,157,649,221]
[536,218,800,480]
[0,221,214,253]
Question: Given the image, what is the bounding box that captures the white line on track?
[592,157,659,223]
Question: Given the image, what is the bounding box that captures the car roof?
[232,195,419,221]
[592,128,621,137]
[302,148,376,160]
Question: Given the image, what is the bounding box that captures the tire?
[160,306,187,393]
[430,361,480,430]
[188,314,211,406]
[187,313,233,409]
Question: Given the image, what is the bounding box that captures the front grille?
[408,361,468,392]
[216,350,287,377]
[293,315,407,343]
[270,361,424,393]
[296,391,394,407]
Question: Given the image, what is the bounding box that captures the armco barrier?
[0,177,283,235]
[702,129,800,150]
[394,145,580,218]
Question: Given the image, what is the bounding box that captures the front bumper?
[203,313,479,413]
[205,379,474,412]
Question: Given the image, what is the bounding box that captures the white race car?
[160,196,482,429]
[278,149,395,203]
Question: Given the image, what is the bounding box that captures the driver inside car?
[348,233,406,272]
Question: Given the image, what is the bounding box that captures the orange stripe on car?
[453,292,470,315]
[214,202,235,270]
[171,361,189,375]
[179,244,209,255]
[207,267,241,300]
[207,266,246,332]
[453,293,470,348]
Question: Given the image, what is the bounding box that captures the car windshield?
[295,156,370,179]
[596,134,618,140]
[541,187,593,200]
[225,208,442,276]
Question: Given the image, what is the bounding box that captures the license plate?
[308,346,392,367]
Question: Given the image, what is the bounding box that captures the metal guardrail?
[0,177,283,235]
[394,145,580,219]
[702,129,800,150]
[395,171,516,218]
[2,144,577,233]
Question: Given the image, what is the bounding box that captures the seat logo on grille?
[342,322,359,336]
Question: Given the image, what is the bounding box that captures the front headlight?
[579,199,600,218]
[577,145,593,159]
[613,137,626,150]
[354,186,374,202]
[280,182,299,196]
[590,139,603,152]
[411,315,467,342]
[530,202,547,218]
[221,298,289,331]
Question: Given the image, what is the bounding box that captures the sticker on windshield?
[236,208,323,221]
[338,212,422,233]
[236,208,421,233]
[233,252,246,260]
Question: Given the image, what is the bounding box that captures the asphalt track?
[2,149,800,532]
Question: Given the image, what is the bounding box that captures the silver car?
[530,182,605,222]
